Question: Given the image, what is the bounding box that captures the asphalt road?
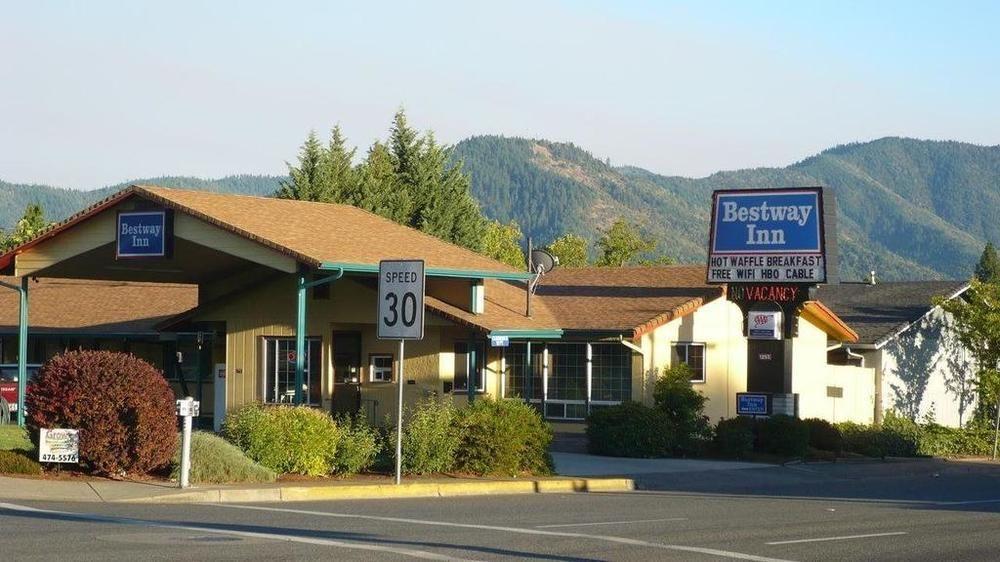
[2,459,999,561]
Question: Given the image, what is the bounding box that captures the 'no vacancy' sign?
[377,260,425,340]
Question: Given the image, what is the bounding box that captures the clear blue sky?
[2,1,997,189]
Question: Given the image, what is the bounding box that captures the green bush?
[224,403,340,476]
[803,418,843,452]
[171,431,276,484]
[919,424,993,457]
[652,364,713,454]
[453,398,552,476]
[757,415,809,458]
[714,417,756,458]
[396,399,459,475]
[587,402,672,458]
[0,450,42,475]
[837,421,886,457]
[879,411,921,457]
[332,413,381,476]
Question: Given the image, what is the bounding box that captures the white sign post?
[175,396,200,489]
[378,260,425,486]
[38,428,79,464]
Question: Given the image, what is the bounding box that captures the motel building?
[0,185,881,432]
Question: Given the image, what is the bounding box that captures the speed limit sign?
[378,260,425,340]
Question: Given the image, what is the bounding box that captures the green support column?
[294,272,307,405]
[17,277,28,428]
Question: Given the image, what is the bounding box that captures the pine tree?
[547,234,589,267]
[322,125,358,204]
[355,142,410,223]
[0,203,51,253]
[975,242,1000,284]
[277,131,330,202]
[595,219,655,267]
[482,220,525,268]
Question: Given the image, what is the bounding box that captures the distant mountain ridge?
[3,136,997,281]
[454,136,999,281]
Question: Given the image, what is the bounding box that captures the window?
[673,343,706,383]
[591,343,632,402]
[263,337,322,404]
[369,354,393,383]
[453,341,486,392]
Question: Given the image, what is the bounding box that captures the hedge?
[587,402,673,457]
[0,450,42,475]
[837,412,996,458]
[396,399,459,475]
[224,403,340,476]
[453,398,552,476]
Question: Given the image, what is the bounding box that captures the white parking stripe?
[213,503,793,562]
[0,502,477,561]
[537,517,688,528]
[766,532,907,545]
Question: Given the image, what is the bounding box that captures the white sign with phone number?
[38,428,80,463]
[748,311,782,340]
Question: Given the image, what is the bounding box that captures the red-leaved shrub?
[26,350,177,476]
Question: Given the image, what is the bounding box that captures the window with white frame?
[453,341,486,392]
[673,343,706,383]
[369,354,393,383]
[263,337,322,404]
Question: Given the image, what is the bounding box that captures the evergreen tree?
[0,203,51,253]
[547,234,589,267]
[322,125,358,204]
[595,219,655,267]
[277,131,330,202]
[975,242,1000,284]
[355,142,410,223]
[482,220,525,268]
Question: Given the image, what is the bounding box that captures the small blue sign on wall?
[736,393,770,416]
[117,211,170,258]
[707,188,827,284]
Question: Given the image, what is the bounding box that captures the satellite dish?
[530,249,558,274]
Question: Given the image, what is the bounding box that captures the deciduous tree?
[595,219,655,267]
[546,234,589,267]
[482,220,525,269]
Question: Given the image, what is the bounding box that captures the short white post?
[177,396,197,489]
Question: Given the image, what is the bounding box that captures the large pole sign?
[377,260,425,486]
[707,188,826,284]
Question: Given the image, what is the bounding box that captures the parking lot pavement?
[2,459,998,561]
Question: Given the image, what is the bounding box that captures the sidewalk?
[0,474,634,504]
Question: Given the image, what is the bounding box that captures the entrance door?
[746,339,786,393]
[332,331,362,415]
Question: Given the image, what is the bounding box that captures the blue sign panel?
[736,393,770,416]
[117,211,169,258]
[707,188,826,284]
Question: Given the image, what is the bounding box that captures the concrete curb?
[115,478,635,504]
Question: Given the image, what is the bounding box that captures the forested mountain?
[2,137,997,280]
[454,136,1000,281]
[0,175,281,228]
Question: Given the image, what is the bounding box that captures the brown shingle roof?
[429,265,723,338]
[0,185,524,277]
[0,277,196,334]
[135,186,520,274]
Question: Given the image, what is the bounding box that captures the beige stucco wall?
[791,315,876,424]
[638,297,747,422]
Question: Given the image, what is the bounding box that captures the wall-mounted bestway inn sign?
[707,188,826,284]
[117,211,171,258]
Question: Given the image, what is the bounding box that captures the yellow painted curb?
[112,477,634,504]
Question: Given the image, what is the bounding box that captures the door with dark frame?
[331,331,362,416]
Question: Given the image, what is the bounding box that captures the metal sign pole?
[395,339,405,485]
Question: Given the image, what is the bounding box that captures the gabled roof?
[815,280,969,347]
[432,265,724,338]
[0,185,525,279]
[0,276,196,335]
